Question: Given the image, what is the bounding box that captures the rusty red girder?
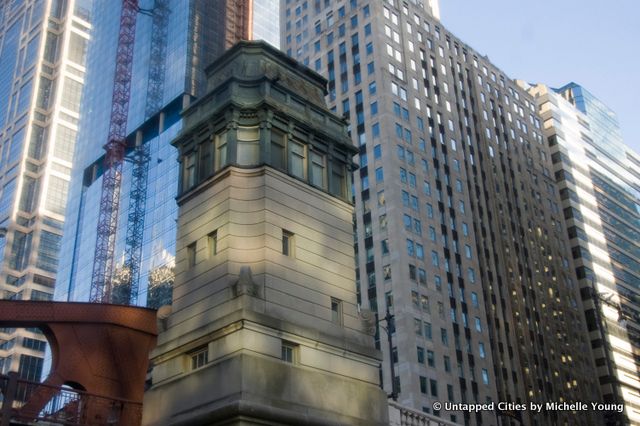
[0,300,156,426]
[90,0,139,303]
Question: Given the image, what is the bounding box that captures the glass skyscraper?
[528,82,640,425]
[0,0,92,381]
[56,0,280,308]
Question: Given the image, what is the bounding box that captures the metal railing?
[388,401,461,426]
[0,373,142,426]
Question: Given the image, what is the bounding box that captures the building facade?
[282,1,600,425]
[55,0,280,308]
[527,82,640,425]
[143,41,388,426]
[0,0,92,381]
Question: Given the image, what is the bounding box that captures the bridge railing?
[388,400,462,426]
[0,372,142,426]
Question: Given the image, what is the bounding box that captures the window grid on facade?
[45,175,69,215]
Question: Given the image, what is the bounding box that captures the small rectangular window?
[271,129,286,170]
[331,298,343,324]
[330,162,346,198]
[288,140,305,179]
[183,152,196,190]
[187,242,196,268]
[215,131,228,170]
[282,230,294,256]
[237,126,260,165]
[199,140,213,180]
[208,231,218,257]
[310,151,326,188]
[430,379,438,397]
[190,346,208,369]
[281,341,297,363]
[482,368,489,385]
[427,350,435,367]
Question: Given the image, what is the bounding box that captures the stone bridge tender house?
[142,41,389,426]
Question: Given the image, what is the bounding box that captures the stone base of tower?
[142,308,388,426]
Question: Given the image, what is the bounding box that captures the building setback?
[0,0,92,381]
[55,0,279,308]
[283,0,601,424]
[527,82,640,425]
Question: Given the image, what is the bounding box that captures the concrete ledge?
[143,352,388,426]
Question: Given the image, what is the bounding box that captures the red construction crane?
[91,0,253,305]
[119,0,170,306]
[89,0,139,303]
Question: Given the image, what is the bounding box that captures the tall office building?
[527,82,640,425]
[0,0,92,381]
[283,1,600,424]
[55,0,280,307]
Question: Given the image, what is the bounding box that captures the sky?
[438,0,640,155]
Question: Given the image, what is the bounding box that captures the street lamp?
[377,307,397,401]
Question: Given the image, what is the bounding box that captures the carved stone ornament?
[358,308,378,336]
[231,266,261,298]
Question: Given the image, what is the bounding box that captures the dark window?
[331,298,343,324]
[187,242,196,267]
[208,231,218,257]
[282,230,294,256]
[282,342,297,363]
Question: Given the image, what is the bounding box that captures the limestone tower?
[142,41,388,425]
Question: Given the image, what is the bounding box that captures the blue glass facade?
[252,0,281,46]
[532,82,640,423]
[56,0,281,307]
[0,0,92,381]
[557,83,628,165]
[56,0,191,306]
[556,83,640,304]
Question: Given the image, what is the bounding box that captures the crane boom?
[118,0,169,306]
[90,0,139,303]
